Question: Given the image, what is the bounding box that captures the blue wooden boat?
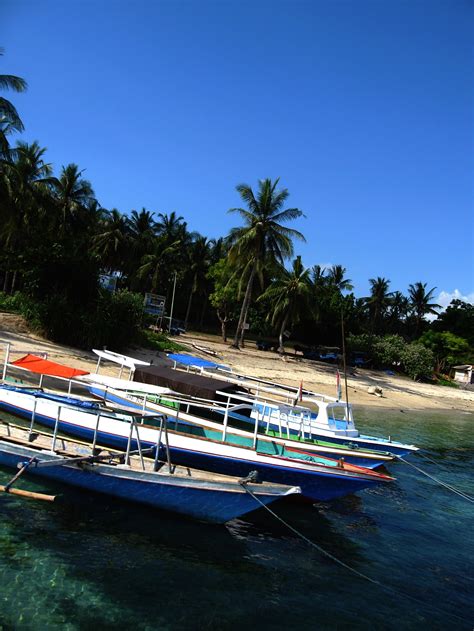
[0,420,300,524]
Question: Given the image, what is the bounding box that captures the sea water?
[0,406,473,630]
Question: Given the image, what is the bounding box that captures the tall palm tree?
[93,209,130,273]
[156,211,185,242]
[127,208,157,285]
[0,48,27,158]
[408,282,441,335]
[259,256,312,353]
[184,235,212,329]
[52,163,95,233]
[326,265,354,293]
[227,178,305,348]
[366,277,392,332]
[1,141,54,292]
[137,236,180,293]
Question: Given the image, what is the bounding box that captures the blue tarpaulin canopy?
[167,353,230,371]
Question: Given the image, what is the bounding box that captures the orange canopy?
[11,354,89,379]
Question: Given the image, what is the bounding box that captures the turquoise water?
[0,406,473,630]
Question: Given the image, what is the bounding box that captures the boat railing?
[21,399,173,474]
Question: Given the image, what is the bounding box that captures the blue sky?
[2,0,473,305]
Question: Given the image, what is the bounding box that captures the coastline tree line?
[1,51,472,380]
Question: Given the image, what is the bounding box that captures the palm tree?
[137,236,181,293]
[156,211,185,242]
[52,163,95,233]
[93,209,130,273]
[408,282,441,335]
[259,256,312,353]
[366,277,392,332]
[126,208,157,285]
[326,265,353,293]
[0,48,27,158]
[1,141,54,292]
[184,235,212,329]
[227,178,305,348]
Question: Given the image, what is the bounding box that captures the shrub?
[372,335,406,368]
[401,343,434,380]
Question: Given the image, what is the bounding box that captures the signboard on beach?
[144,293,166,316]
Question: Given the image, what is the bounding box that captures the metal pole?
[92,411,101,453]
[28,398,38,440]
[341,307,350,422]
[222,399,230,442]
[168,271,177,333]
[2,343,10,382]
[252,408,260,450]
[125,418,133,466]
[51,406,61,452]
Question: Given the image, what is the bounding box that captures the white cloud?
[425,289,474,321]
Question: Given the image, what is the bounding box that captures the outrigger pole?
[340,307,350,423]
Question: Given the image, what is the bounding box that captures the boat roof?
[134,364,246,400]
[11,354,89,379]
[92,349,151,369]
[81,373,173,396]
[167,353,230,371]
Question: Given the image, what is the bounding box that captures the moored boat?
[83,376,395,469]
[0,420,300,523]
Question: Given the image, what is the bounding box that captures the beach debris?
[367,386,383,397]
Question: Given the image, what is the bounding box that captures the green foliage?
[0,291,40,328]
[347,333,378,355]
[419,330,472,372]
[401,343,434,380]
[372,335,406,367]
[138,329,187,353]
[348,332,434,380]
[432,300,474,346]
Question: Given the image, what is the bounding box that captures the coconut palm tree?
[0,48,27,158]
[408,282,441,335]
[93,209,130,273]
[1,141,54,292]
[184,235,212,329]
[259,256,312,353]
[137,236,181,293]
[366,277,392,332]
[326,265,353,293]
[227,178,305,348]
[52,163,95,233]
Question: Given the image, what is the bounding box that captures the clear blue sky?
[2,0,473,305]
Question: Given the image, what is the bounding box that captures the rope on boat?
[239,482,471,624]
[396,456,474,503]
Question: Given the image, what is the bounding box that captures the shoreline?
[0,312,472,414]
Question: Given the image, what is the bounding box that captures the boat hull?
[0,440,297,524]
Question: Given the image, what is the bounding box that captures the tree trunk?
[231,264,256,349]
[184,289,194,329]
[11,270,18,294]
[199,297,207,330]
[3,270,10,294]
[278,312,289,354]
[217,309,228,342]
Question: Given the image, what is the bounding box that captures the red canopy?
[11,354,89,379]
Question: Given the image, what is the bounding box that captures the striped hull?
[89,386,394,469]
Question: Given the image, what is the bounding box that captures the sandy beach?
[1,311,472,414]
